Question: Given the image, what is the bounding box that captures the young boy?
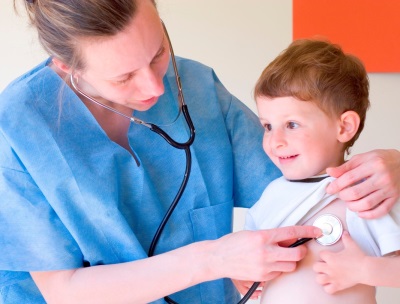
[240,39,400,303]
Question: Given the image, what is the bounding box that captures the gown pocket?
[189,200,233,241]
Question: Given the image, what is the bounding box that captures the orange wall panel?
[293,0,400,72]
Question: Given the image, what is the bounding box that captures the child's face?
[257,96,345,180]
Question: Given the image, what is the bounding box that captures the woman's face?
[76,0,170,112]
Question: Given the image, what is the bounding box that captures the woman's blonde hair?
[18,0,156,71]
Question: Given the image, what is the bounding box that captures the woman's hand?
[229,227,319,299]
[313,232,367,294]
[326,149,400,218]
[209,225,321,283]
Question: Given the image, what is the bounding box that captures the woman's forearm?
[31,240,216,304]
[31,226,320,303]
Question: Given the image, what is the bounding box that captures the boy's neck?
[288,174,330,183]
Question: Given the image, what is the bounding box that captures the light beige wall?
[1,1,399,303]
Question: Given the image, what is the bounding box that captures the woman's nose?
[138,67,165,96]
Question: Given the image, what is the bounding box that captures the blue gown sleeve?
[0,133,83,271]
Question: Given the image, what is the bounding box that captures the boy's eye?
[264,124,272,131]
[287,121,299,129]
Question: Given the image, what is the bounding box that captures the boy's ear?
[337,110,360,143]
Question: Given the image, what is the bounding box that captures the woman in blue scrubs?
[0,1,399,303]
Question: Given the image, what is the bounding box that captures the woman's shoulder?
[0,58,60,117]
[0,58,53,99]
[174,56,215,78]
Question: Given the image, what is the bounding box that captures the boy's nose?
[269,129,286,148]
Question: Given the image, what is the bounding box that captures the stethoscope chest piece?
[313,214,343,246]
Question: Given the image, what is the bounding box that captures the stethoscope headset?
[71,20,343,304]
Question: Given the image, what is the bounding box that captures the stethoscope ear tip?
[313,214,343,246]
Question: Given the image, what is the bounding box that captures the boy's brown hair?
[254,39,370,153]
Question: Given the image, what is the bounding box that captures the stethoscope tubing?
[147,144,192,304]
[148,105,195,149]
[70,19,197,303]
[147,145,192,257]
[237,237,313,304]
[147,105,195,259]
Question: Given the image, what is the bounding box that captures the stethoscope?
[71,19,345,304]
[239,214,343,304]
[71,20,195,304]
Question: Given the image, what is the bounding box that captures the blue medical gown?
[0,57,281,303]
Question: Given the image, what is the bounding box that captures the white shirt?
[245,175,400,256]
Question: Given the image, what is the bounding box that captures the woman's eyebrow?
[110,35,166,80]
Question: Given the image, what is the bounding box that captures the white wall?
[1,1,399,303]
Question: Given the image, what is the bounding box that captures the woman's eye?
[287,121,299,129]
[151,46,166,64]
[116,74,133,85]
[116,79,128,85]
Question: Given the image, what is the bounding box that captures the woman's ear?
[337,111,360,143]
[51,58,72,74]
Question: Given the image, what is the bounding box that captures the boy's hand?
[313,232,367,294]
